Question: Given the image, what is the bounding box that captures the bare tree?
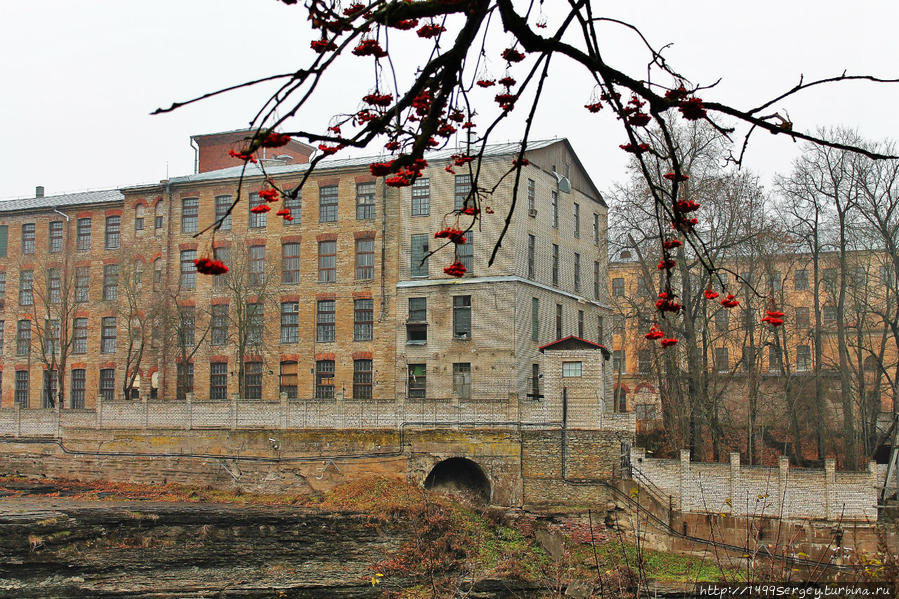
[30,259,75,408]
[117,251,166,401]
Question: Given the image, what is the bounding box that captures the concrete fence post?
[96,398,103,428]
[279,392,287,430]
[186,392,193,430]
[679,449,691,512]
[230,394,239,430]
[729,452,740,516]
[778,456,790,518]
[15,404,21,438]
[824,458,836,520]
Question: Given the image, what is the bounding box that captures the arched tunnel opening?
[423,458,491,504]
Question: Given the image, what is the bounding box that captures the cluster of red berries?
[434,227,466,244]
[656,292,682,313]
[761,308,785,327]
[417,24,445,38]
[352,39,387,58]
[194,257,229,275]
[443,261,467,277]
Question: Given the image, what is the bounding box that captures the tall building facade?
[0,132,612,411]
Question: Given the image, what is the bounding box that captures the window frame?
[355,237,375,280]
[103,263,119,301]
[21,223,35,255]
[282,242,301,284]
[181,197,199,233]
[316,299,336,342]
[280,301,299,343]
[355,182,376,220]
[354,298,374,341]
[214,195,232,230]
[248,193,267,228]
[411,177,430,216]
[452,295,472,339]
[180,250,197,290]
[353,359,373,400]
[452,362,471,399]
[49,220,63,253]
[318,240,337,283]
[76,217,91,251]
[319,185,339,222]
[104,215,121,250]
[315,360,335,399]
[410,234,429,277]
[408,364,426,399]
[100,316,116,354]
[210,362,228,400]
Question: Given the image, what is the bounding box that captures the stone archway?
[423,457,491,503]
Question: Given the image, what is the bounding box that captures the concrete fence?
[630,448,879,522]
[0,395,635,435]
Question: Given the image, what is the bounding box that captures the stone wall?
[631,448,878,522]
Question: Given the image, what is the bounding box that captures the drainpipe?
[161,180,175,400]
[561,386,568,479]
[52,208,70,410]
[190,137,199,175]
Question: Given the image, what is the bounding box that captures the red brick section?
[352,351,373,360]
[315,352,336,361]
[354,230,376,239]
[317,233,337,242]
[192,129,313,173]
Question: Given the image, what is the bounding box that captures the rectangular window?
[880,266,894,287]
[411,178,430,216]
[796,345,811,371]
[249,245,265,286]
[245,361,263,399]
[282,242,301,284]
[101,317,116,353]
[73,317,88,354]
[284,191,301,225]
[0,321,4,352]
[531,363,540,399]
[454,174,471,210]
[318,240,336,283]
[612,277,625,297]
[407,297,427,344]
[76,218,91,251]
[214,195,232,230]
[71,369,85,409]
[768,345,782,372]
[181,198,199,233]
[562,361,583,377]
[0,225,7,257]
[597,316,604,344]
[573,203,580,238]
[768,272,782,292]
[795,306,810,328]
[638,349,652,374]
[354,298,373,341]
[593,213,599,246]
[317,299,336,342]
[49,221,63,253]
[408,364,426,399]
[613,350,625,373]
[410,234,429,277]
[355,237,374,280]
[210,363,228,400]
[527,179,535,212]
[211,304,228,345]
[180,250,196,290]
[16,320,31,356]
[15,370,29,407]
[248,193,267,228]
[176,362,194,400]
[280,302,299,343]
[45,319,60,355]
[715,308,729,330]
[453,363,471,399]
[531,297,539,342]
[551,191,558,228]
[594,262,600,300]
[102,264,118,300]
[319,185,338,222]
[452,295,471,339]
[104,215,121,249]
[22,223,35,255]
[356,182,376,220]
[0,271,5,298]
[315,360,335,399]
[574,253,581,292]
[551,244,559,286]
[823,305,837,323]
[578,309,584,338]
[714,347,729,372]
[353,359,372,400]
[280,361,298,399]
[179,307,196,348]
[212,247,229,288]
[99,368,115,402]
[555,303,563,339]
[527,234,535,279]
[75,266,91,303]
[19,270,33,306]
[247,302,264,345]
[133,262,143,287]
[454,231,473,274]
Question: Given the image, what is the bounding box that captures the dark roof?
[0,189,124,214]
[539,336,611,358]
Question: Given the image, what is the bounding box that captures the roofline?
[539,334,610,354]
[553,138,605,207]
[189,128,315,151]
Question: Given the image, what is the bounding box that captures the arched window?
[154,200,164,230]
[134,204,146,231]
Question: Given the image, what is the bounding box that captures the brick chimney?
[190,129,315,173]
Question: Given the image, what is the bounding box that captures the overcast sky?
[2,1,898,201]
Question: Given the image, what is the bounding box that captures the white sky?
[2,1,898,200]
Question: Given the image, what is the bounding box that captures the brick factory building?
[0,131,612,411]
